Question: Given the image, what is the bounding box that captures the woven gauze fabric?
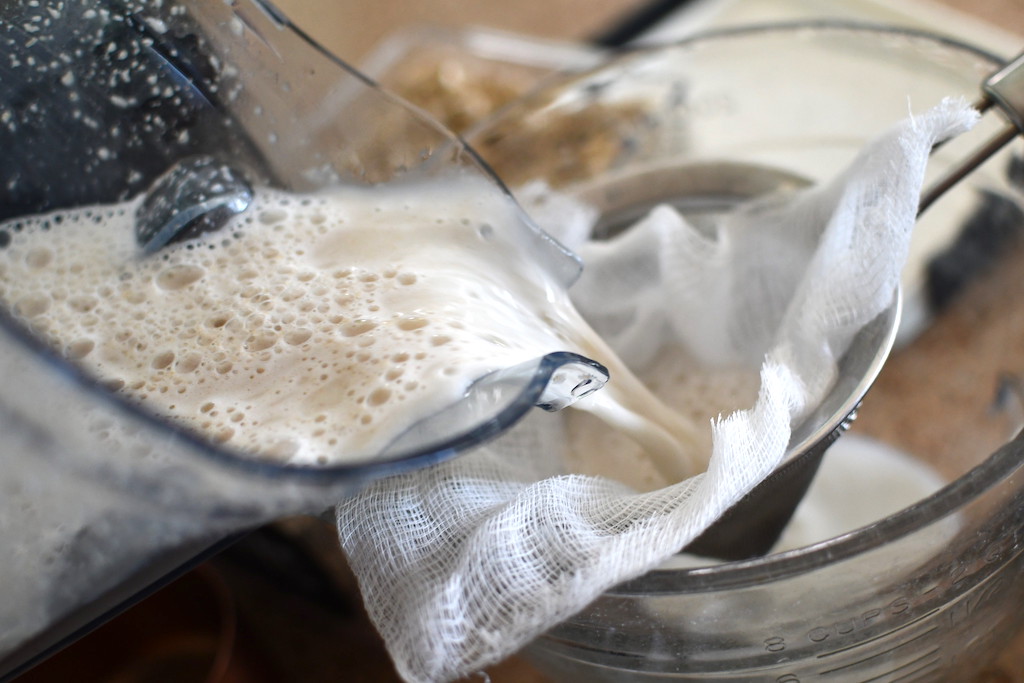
[337,98,977,683]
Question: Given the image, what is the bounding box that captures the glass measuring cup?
[0,0,607,674]
[459,23,1024,680]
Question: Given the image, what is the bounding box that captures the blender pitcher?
[0,0,605,674]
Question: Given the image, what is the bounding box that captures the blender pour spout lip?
[374,351,609,466]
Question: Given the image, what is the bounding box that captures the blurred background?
[271,0,1024,64]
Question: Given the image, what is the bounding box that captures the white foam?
[0,174,703,470]
[0,176,588,465]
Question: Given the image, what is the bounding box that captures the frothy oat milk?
[0,174,700,475]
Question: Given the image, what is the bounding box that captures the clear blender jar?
[457,24,1024,680]
[0,0,606,675]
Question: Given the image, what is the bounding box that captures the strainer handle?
[919,50,1024,215]
[984,50,1024,133]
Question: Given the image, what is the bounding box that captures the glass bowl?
[461,22,1024,681]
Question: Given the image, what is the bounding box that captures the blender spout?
[377,353,608,462]
[489,351,608,412]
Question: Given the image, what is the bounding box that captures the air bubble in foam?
[156,264,204,290]
[66,339,95,359]
[151,351,175,369]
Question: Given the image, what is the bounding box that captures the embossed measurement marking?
[815,608,941,661]
[817,626,938,675]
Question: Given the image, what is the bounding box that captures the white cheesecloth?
[336,98,978,682]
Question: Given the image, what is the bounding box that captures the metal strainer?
[685,47,1024,560]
